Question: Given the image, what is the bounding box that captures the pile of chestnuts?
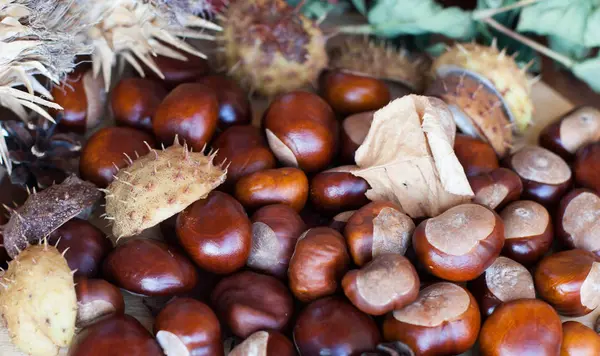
[2,54,600,356]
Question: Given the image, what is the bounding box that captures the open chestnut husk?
[556,189,600,258]
[383,282,480,356]
[467,256,535,318]
[468,168,522,210]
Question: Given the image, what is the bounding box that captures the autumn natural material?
[0,242,77,356]
[348,95,473,218]
[104,137,226,238]
[2,175,101,259]
[220,0,328,96]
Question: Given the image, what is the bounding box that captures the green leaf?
[287,0,348,19]
[517,0,598,47]
[365,0,476,39]
[425,42,449,57]
[583,7,600,46]
[573,55,600,91]
[549,35,591,62]
[351,0,367,15]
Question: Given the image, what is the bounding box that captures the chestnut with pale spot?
[557,189,600,259]
[75,278,124,328]
[539,106,600,160]
[329,210,356,232]
[504,145,572,206]
[154,298,223,356]
[309,167,370,215]
[412,204,505,282]
[383,282,480,356]
[340,111,375,164]
[229,330,296,356]
[534,249,600,317]
[467,256,535,318]
[344,201,415,266]
[468,168,522,210]
[342,254,419,316]
[247,204,306,279]
[500,200,553,266]
[288,227,350,302]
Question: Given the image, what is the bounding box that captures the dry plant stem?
[472,0,542,20]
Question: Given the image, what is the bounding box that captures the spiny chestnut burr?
[330,210,356,233]
[321,70,391,115]
[264,91,338,173]
[288,227,350,302]
[504,145,572,206]
[50,67,105,134]
[48,218,112,278]
[294,297,381,356]
[412,203,505,282]
[340,111,374,164]
[383,282,480,356]
[150,52,210,89]
[468,168,523,210]
[310,167,370,215]
[229,330,296,356]
[69,314,163,356]
[111,78,167,131]
[560,321,600,356]
[539,106,600,161]
[197,75,252,130]
[211,271,294,338]
[500,200,553,266]
[342,254,420,316]
[75,278,125,328]
[176,191,252,274]
[247,204,307,278]
[467,256,535,318]
[454,134,499,177]
[344,201,415,266]
[79,126,155,188]
[234,167,309,212]
[534,249,600,317]
[213,125,276,187]
[102,239,198,296]
[479,299,562,356]
[574,142,600,193]
[152,83,218,151]
[557,189,600,258]
[154,298,223,356]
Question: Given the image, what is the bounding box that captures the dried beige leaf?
[351,95,473,218]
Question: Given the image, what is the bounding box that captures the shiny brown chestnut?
[247,204,306,278]
[574,142,600,193]
[213,126,276,187]
[383,282,480,356]
[294,297,381,356]
[288,227,350,302]
[150,52,210,88]
[153,83,218,151]
[539,106,600,161]
[454,134,499,177]
[176,191,252,274]
[229,331,296,356]
[197,75,251,130]
[48,218,112,277]
[534,249,600,316]
[234,167,309,212]
[211,271,293,338]
[479,299,562,356]
[468,168,523,210]
[342,254,420,316]
[103,239,198,296]
[412,203,505,282]
[557,189,600,258]
[51,68,105,134]
[321,71,390,115]
[361,341,416,356]
[310,167,370,215]
[560,321,600,356]
[504,145,572,206]
[75,278,124,328]
[329,210,356,233]
[111,78,167,131]
[69,314,163,356]
[345,201,415,266]
[264,91,338,173]
[79,127,155,188]
[154,298,223,356]
[500,200,553,266]
[340,111,374,164]
[467,256,535,318]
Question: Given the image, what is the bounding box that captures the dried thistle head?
[83,0,220,89]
